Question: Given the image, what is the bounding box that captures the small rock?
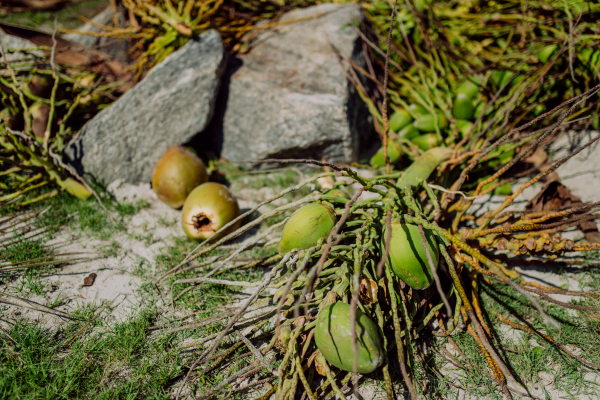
[219,3,374,165]
[83,273,97,287]
[64,29,226,184]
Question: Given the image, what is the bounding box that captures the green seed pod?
[411,133,439,150]
[152,146,208,209]
[389,108,413,132]
[571,0,587,14]
[413,113,447,132]
[397,124,420,141]
[370,141,402,167]
[491,70,505,87]
[278,203,336,254]
[494,183,512,196]
[397,147,452,189]
[493,70,520,88]
[323,188,350,200]
[181,182,241,241]
[579,47,600,67]
[452,93,474,120]
[536,45,557,63]
[383,222,439,290]
[456,78,480,99]
[314,302,383,374]
[408,103,427,116]
[456,119,474,138]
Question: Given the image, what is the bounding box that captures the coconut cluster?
[277,201,440,372]
[152,146,241,241]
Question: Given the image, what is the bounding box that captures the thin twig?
[235,329,278,376]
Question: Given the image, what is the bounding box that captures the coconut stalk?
[159,87,600,399]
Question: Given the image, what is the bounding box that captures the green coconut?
[383,222,439,290]
[456,119,474,138]
[389,108,413,132]
[315,302,383,374]
[452,93,474,120]
[397,147,453,189]
[407,103,427,116]
[411,133,439,151]
[323,188,350,200]
[456,78,480,99]
[278,203,336,254]
[413,113,448,132]
[397,124,420,141]
[152,146,208,209]
[536,44,558,63]
[181,182,241,241]
[370,141,402,167]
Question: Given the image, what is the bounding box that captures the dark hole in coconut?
[192,213,212,231]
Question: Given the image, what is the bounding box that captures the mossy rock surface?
[315,302,383,374]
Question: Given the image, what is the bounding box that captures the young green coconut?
[383,222,439,290]
[181,182,241,241]
[278,203,336,254]
[152,146,208,209]
[370,141,402,167]
[315,302,383,374]
[322,187,350,200]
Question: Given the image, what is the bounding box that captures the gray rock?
[62,5,130,63]
[220,3,373,165]
[64,29,226,184]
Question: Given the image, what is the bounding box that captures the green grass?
[0,307,182,400]
[423,259,600,399]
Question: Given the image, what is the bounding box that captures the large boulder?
[219,3,373,165]
[64,29,226,184]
